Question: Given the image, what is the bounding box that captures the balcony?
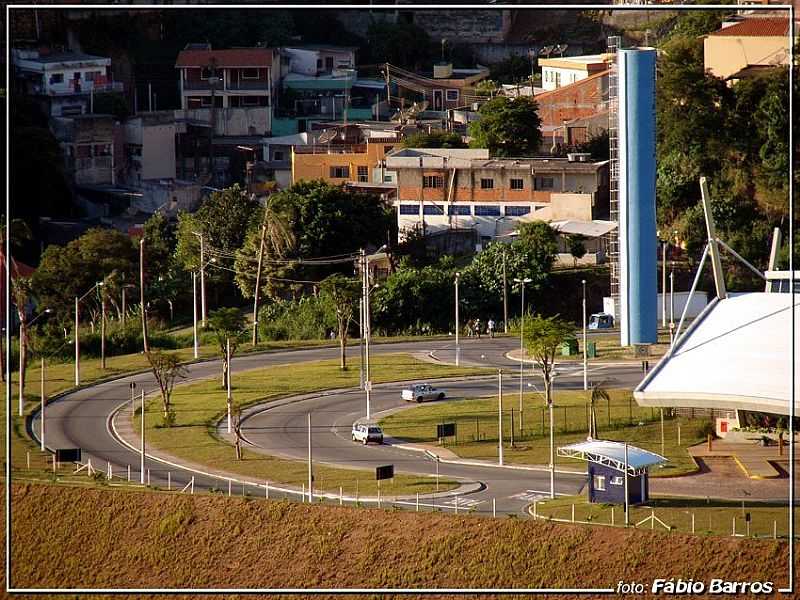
[183,80,269,92]
[40,81,124,96]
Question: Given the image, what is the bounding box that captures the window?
[446,89,459,101]
[84,71,102,81]
[50,73,64,84]
[423,175,444,188]
[316,59,323,70]
[330,166,350,178]
[241,96,261,106]
[535,176,554,190]
[510,178,524,190]
[399,204,419,215]
[610,476,624,486]
[423,205,444,215]
[200,67,212,79]
[273,150,285,161]
[505,206,531,217]
[594,475,606,491]
[480,178,494,190]
[474,205,501,216]
[357,165,369,182]
[200,96,213,106]
[241,68,259,79]
[448,205,471,216]
[94,144,112,156]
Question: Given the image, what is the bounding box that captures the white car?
[352,422,384,445]
[402,383,446,403]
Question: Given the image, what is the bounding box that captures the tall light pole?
[192,271,199,359]
[308,412,313,502]
[139,238,149,353]
[582,279,588,391]
[361,245,387,420]
[40,357,46,451]
[20,308,51,415]
[99,282,106,369]
[192,231,207,326]
[513,277,532,436]
[74,282,103,386]
[549,371,557,499]
[502,250,508,334]
[454,272,460,367]
[226,337,232,434]
[669,266,675,344]
[497,369,504,466]
[140,389,146,485]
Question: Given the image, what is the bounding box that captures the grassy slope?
[380,389,708,477]
[9,482,789,592]
[137,353,492,496]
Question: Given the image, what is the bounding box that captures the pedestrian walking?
[475,318,482,339]
[466,319,474,337]
[487,318,496,338]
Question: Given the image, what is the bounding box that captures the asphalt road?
[30,337,646,515]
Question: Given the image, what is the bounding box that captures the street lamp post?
[99,282,106,369]
[454,272,460,367]
[582,279,588,391]
[549,371,558,499]
[74,281,104,387]
[20,307,51,415]
[669,267,675,344]
[502,250,508,334]
[361,245,387,420]
[513,277,532,435]
[40,357,46,451]
[192,231,207,326]
[140,389,146,485]
[498,369,504,466]
[192,271,199,359]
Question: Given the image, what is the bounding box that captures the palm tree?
[587,380,611,439]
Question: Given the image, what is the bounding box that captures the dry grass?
[8,482,789,594]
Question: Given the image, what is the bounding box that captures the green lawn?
[534,495,793,539]
[135,353,492,497]
[380,389,710,477]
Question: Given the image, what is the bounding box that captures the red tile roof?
[175,48,273,68]
[709,17,789,37]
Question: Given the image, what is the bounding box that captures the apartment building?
[12,48,123,116]
[50,114,116,186]
[538,54,610,92]
[387,62,490,112]
[388,148,609,244]
[175,44,279,136]
[292,139,399,186]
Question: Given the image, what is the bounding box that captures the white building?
[539,54,610,91]
[12,48,123,116]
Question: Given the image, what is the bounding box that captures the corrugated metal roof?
[558,440,668,474]
[175,48,273,68]
[709,17,789,37]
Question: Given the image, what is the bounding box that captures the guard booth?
[557,439,667,505]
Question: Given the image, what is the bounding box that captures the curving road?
[30,337,646,515]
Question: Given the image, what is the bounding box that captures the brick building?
[388,148,609,245]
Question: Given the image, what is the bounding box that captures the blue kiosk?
[558,439,667,505]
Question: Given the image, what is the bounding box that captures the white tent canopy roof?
[557,439,667,475]
[635,292,799,415]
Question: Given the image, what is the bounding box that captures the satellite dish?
[317,128,339,144]
[540,45,554,57]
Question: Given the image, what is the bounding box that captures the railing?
[42,81,124,96]
[183,80,270,92]
[294,144,367,155]
[74,156,113,171]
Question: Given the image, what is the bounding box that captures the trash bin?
[561,339,579,356]
[587,341,597,358]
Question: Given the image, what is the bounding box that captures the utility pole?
[100,284,106,369]
[252,221,267,346]
[40,357,45,451]
[140,238,149,353]
[359,297,365,390]
[502,249,508,334]
[74,296,80,386]
[308,412,313,503]
[515,277,532,433]
[498,370,504,466]
[192,272,199,359]
[140,389,146,485]
[454,272,460,366]
[226,337,232,434]
[193,232,207,326]
[582,279,588,391]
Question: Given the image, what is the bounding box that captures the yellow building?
[703,17,790,80]
[291,138,398,185]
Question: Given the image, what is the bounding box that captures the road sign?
[375,464,394,480]
[437,422,456,438]
[55,448,81,463]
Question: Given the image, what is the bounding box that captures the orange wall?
[292,141,397,184]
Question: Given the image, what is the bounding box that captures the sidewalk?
[688,438,796,479]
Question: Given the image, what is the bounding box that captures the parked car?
[352,421,384,445]
[402,383,446,403]
[588,312,614,330]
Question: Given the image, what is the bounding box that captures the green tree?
[575,130,609,160]
[522,315,575,407]
[175,185,258,303]
[207,307,246,389]
[587,380,610,439]
[320,274,360,370]
[33,228,137,325]
[146,350,187,426]
[468,96,542,157]
[567,235,587,267]
[401,130,466,149]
